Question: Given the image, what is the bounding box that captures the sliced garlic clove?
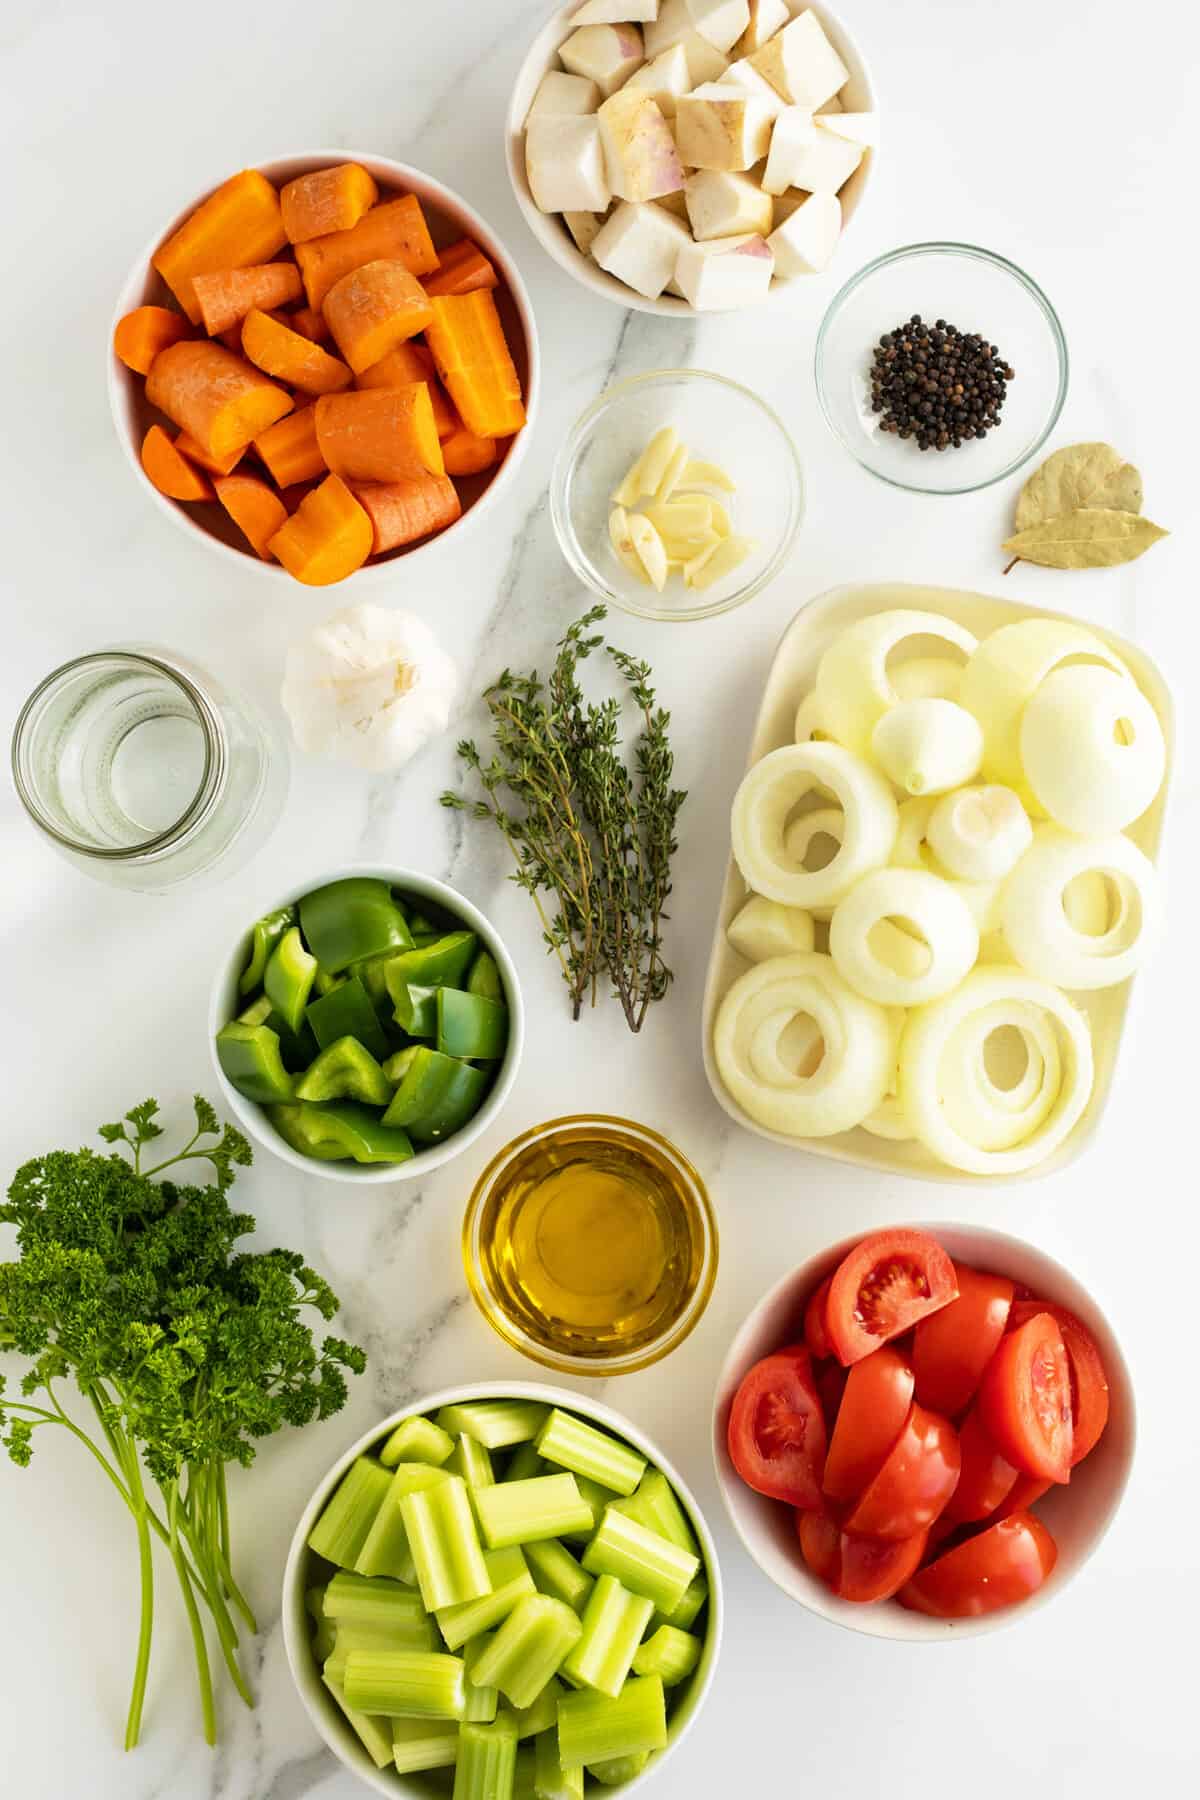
[613,427,678,506]
[926,784,1033,883]
[686,533,755,590]
[655,442,691,502]
[681,458,736,491]
[627,512,669,590]
[609,505,649,581]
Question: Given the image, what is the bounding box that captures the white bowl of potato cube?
[507,2,877,315]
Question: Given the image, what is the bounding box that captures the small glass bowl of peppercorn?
[814,242,1068,495]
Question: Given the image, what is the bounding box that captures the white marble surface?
[1,1,1197,1794]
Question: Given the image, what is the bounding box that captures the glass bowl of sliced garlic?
[551,368,804,620]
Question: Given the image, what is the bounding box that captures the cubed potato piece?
[623,43,691,117]
[761,106,817,194]
[771,186,810,226]
[591,200,693,298]
[685,169,773,239]
[768,189,840,276]
[676,84,774,170]
[750,9,850,109]
[644,0,730,81]
[572,0,659,20]
[560,23,645,96]
[818,110,878,146]
[674,232,774,307]
[528,70,601,117]
[722,56,788,118]
[772,122,863,194]
[598,90,685,201]
[734,0,789,56]
[526,116,611,212]
[685,0,751,54]
[564,209,607,253]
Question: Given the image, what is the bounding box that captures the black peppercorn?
[867,315,1015,451]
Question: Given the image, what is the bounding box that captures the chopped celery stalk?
[476,1476,594,1550]
[534,1726,585,1800]
[401,1475,492,1612]
[557,1675,667,1768]
[611,1470,698,1556]
[306,1584,328,1623]
[323,1672,394,1770]
[470,1596,583,1711]
[590,1752,651,1786]
[513,1744,538,1800]
[661,1573,708,1631]
[313,1617,337,1663]
[324,1573,430,1637]
[513,1675,563,1739]
[524,1540,594,1615]
[380,1415,456,1469]
[309,1456,393,1570]
[505,1443,547,1483]
[355,1463,448,1582]
[437,1547,536,1651]
[344,1648,466,1720]
[582,1509,699,1615]
[535,1410,646,1497]
[453,1713,518,1800]
[562,1575,653,1698]
[449,1433,496,1491]
[559,1476,610,1544]
[326,1620,436,1687]
[436,1400,549,1450]
[393,1714,460,1773]
[463,1637,500,1723]
[632,1624,701,1687]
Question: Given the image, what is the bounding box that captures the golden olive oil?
[474,1121,709,1364]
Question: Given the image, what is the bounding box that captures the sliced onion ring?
[731,743,898,908]
[936,999,1063,1152]
[794,690,834,744]
[829,867,979,1005]
[892,797,1001,931]
[898,968,1094,1175]
[890,656,966,702]
[861,1006,915,1141]
[712,952,893,1137]
[816,610,978,757]
[1001,826,1162,990]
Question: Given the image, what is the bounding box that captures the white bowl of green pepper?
[208,864,525,1184]
[282,1381,722,1799]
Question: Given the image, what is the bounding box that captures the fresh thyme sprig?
[441,607,686,1033]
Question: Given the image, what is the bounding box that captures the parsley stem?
[167,1481,217,1746]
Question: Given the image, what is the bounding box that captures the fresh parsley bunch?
[0,1097,366,1749]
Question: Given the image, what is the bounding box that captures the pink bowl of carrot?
[108,151,540,586]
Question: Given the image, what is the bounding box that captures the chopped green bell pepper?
[264,927,318,1035]
[295,1036,393,1105]
[267,1102,414,1165]
[267,1103,353,1161]
[313,967,344,997]
[406,911,440,938]
[299,878,414,974]
[237,993,274,1027]
[306,975,390,1061]
[437,988,508,1061]
[390,981,438,1038]
[467,950,505,1003]
[352,953,392,1009]
[238,905,296,996]
[382,1047,491,1142]
[216,1021,294,1104]
[382,932,478,1013]
[268,1010,320,1073]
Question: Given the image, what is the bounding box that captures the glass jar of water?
[11,648,288,890]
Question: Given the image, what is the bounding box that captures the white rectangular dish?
[700,581,1175,1183]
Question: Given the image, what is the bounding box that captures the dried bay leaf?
[1001,508,1168,570]
[1014,441,1143,532]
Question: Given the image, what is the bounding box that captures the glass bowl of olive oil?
[464,1115,718,1377]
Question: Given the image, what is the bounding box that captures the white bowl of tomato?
[712,1224,1134,1640]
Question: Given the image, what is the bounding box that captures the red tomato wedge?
[978,1312,1073,1483]
[823,1346,914,1503]
[814,1359,848,1434]
[796,1509,841,1585]
[1008,1300,1109,1465]
[728,1347,827,1509]
[899,1511,1058,1618]
[992,1471,1054,1523]
[844,1403,961,1541]
[804,1275,835,1360]
[911,1264,1013,1416]
[826,1230,958,1366]
[837,1528,928,1604]
[942,1409,1018,1523]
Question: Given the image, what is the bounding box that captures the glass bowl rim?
[462,1110,719,1377]
[550,368,805,622]
[814,239,1069,496]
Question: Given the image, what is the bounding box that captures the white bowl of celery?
[283,1382,722,1797]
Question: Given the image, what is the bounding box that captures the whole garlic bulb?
[281,604,458,773]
